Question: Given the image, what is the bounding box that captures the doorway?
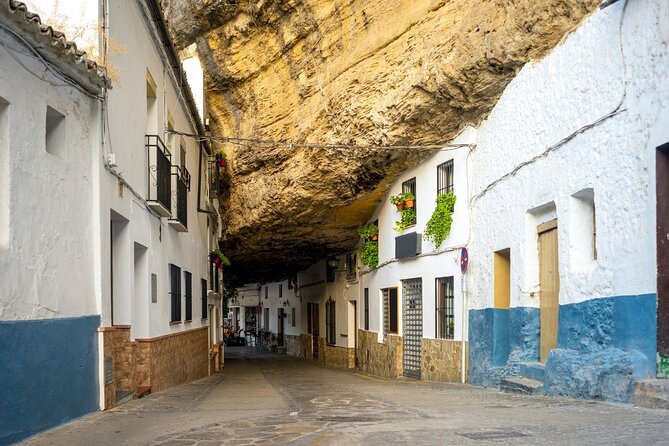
[657,143,669,376]
[277,308,285,346]
[308,303,319,359]
[538,219,560,363]
[402,278,423,378]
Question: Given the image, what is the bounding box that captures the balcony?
[168,164,190,232]
[145,135,172,217]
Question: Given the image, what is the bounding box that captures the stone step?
[519,362,545,382]
[500,377,544,395]
[115,389,134,405]
[634,379,669,409]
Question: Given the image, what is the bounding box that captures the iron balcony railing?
[171,165,190,229]
[146,135,172,214]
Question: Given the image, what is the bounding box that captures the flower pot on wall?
[404,199,414,208]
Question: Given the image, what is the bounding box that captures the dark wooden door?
[312,303,319,359]
[657,144,669,372]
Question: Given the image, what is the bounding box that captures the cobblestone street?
[20,348,669,445]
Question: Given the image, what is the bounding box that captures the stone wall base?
[421,338,466,383]
[317,340,355,369]
[357,329,403,378]
[100,326,209,409]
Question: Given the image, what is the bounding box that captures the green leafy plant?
[360,240,379,269]
[393,208,416,233]
[210,249,231,268]
[357,222,379,240]
[424,192,456,247]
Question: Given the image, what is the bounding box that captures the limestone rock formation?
[162,0,599,283]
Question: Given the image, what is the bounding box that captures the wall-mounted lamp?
[282,299,289,307]
[326,257,339,269]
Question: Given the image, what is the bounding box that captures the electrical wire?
[167,129,474,152]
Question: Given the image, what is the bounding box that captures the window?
[201,278,208,319]
[326,260,336,283]
[437,160,454,195]
[326,300,336,345]
[180,139,187,169]
[288,273,297,289]
[436,277,454,339]
[402,178,417,226]
[570,188,597,267]
[184,271,193,321]
[346,252,357,281]
[279,284,283,298]
[263,307,270,331]
[383,288,398,336]
[265,286,268,299]
[364,288,369,330]
[146,70,158,135]
[291,307,296,327]
[169,264,182,322]
[45,105,66,158]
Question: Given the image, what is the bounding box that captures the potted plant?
[210,249,231,268]
[214,150,227,168]
[390,193,405,211]
[360,239,379,269]
[357,222,379,241]
[403,192,415,209]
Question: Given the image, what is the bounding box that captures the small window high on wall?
[45,106,66,159]
[402,178,417,226]
[569,188,597,269]
[437,160,454,195]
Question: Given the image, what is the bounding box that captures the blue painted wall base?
[468,294,657,403]
[0,315,100,445]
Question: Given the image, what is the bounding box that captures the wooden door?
[538,219,560,363]
[312,303,319,359]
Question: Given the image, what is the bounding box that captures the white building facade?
[467,0,669,402]
[96,0,223,409]
[0,1,108,443]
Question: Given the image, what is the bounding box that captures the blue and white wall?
[0,23,101,444]
[467,0,668,402]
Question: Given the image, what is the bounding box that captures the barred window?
[169,264,182,322]
[437,160,454,195]
[402,178,417,226]
[436,277,454,339]
[201,278,208,319]
[184,271,192,321]
[364,288,369,330]
[383,288,398,336]
[326,300,336,345]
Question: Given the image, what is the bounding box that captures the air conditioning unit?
[395,232,421,259]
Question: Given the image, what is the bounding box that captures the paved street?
[22,348,669,445]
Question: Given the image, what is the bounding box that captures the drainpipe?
[461,273,468,384]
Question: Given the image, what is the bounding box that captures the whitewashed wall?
[361,128,474,342]
[98,0,214,339]
[0,28,99,320]
[468,0,669,311]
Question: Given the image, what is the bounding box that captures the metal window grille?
[279,284,282,298]
[436,277,454,339]
[402,177,417,225]
[291,307,296,327]
[265,286,268,299]
[437,160,454,196]
[170,165,190,229]
[326,300,336,345]
[264,307,270,331]
[383,288,398,336]
[169,264,181,322]
[346,253,357,280]
[146,135,172,213]
[364,288,369,330]
[201,278,208,319]
[184,271,192,321]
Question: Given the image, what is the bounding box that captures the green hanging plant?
[360,240,379,269]
[424,192,456,247]
[393,208,416,233]
[210,249,231,268]
[357,222,379,241]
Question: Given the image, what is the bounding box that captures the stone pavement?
[22,348,669,445]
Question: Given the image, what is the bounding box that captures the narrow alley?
[23,348,669,446]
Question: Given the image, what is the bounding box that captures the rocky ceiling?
[162,0,599,284]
